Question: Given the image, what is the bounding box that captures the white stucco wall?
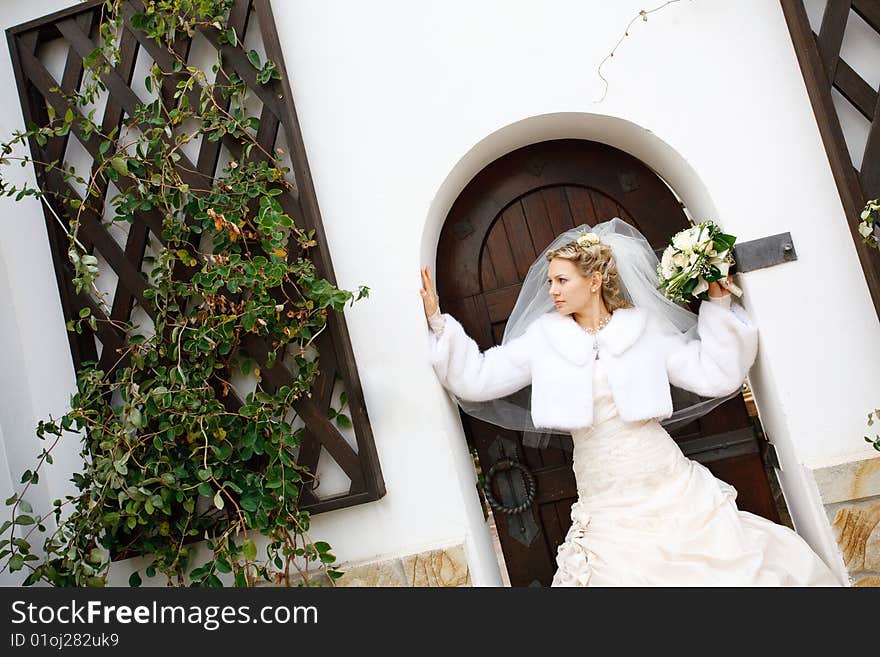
[0,0,83,587]
[2,0,876,586]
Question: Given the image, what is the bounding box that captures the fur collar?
[537,306,648,364]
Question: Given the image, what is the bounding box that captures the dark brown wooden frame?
[781,0,880,320]
[6,0,384,514]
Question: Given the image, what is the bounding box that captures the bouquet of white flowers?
[657,221,742,302]
[858,198,879,249]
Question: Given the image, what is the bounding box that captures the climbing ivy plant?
[0,0,367,587]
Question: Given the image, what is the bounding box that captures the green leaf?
[213,491,225,510]
[128,407,144,429]
[242,539,257,561]
[240,492,260,512]
[18,499,32,514]
[246,49,261,69]
[22,571,40,586]
[8,554,24,572]
[129,571,142,587]
[110,156,129,177]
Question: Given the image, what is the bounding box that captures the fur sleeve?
[664,296,759,397]
[429,313,533,402]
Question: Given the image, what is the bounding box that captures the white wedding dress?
[551,356,841,587]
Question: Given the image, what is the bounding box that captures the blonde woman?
[421,218,840,587]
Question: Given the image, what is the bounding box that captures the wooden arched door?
[436,139,779,587]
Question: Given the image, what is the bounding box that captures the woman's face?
[547,258,601,316]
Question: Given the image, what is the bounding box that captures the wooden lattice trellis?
[6,0,385,513]
[781,0,880,320]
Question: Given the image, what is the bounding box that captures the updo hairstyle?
[544,240,633,312]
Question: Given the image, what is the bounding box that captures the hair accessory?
[576,232,601,249]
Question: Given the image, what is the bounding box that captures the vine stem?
[0,433,62,576]
[594,0,687,103]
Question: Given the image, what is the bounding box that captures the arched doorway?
[436,138,780,587]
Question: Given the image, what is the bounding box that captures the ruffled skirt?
[550,416,841,587]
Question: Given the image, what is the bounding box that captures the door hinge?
[763,441,781,470]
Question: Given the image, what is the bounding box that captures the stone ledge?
[825,495,880,587]
[280,543,471,587]
[810,453,880,587]
[812,453,880,505]
[829,498,880,573]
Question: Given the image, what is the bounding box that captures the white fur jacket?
[428,295,758,432]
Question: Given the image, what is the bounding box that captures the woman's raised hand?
[420,266,440,318]
[708,275,733,298]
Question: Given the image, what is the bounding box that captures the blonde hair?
[545,241,632,312]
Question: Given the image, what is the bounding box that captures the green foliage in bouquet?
[0,0,368,587]
[657,221,736,303]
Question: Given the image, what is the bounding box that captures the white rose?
[672,231,694,251]
[660,249,676,276]
[672,252,689,268]
[859,221,873,238]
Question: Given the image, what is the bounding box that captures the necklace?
[582,314,612,335]
[581,314,612,359]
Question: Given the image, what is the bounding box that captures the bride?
[420,218,841,587]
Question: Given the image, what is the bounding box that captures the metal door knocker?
[482,457,537,515]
